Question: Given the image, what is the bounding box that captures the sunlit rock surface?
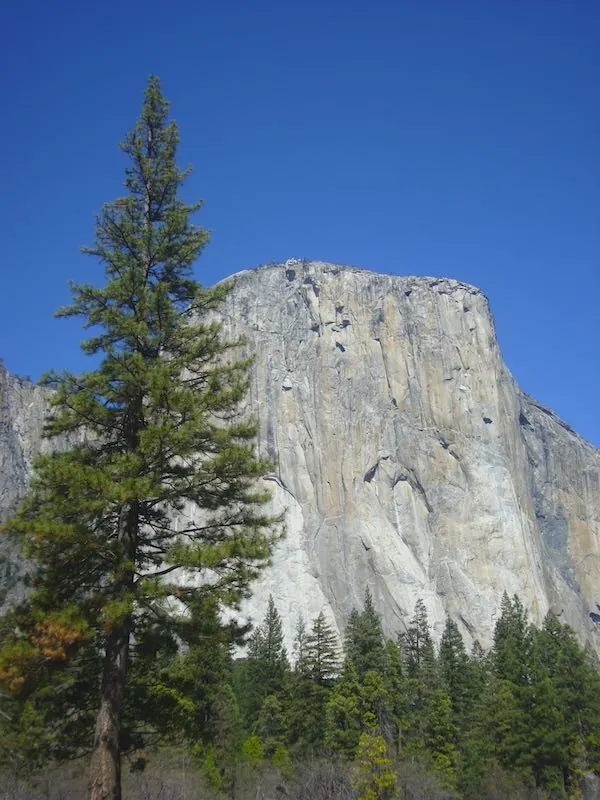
[1,260,599,653]
[219,261,600,651]
[0,366,49,601]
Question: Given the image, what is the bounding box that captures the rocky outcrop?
[1,261,599,654]
[217,261,600,652]
[0,365,50,602]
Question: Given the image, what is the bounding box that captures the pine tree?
[255,694,286,757]
[438,617,471,741]
[324,660,363,758]
[482,594,537,788]
[135,592,238,747]
[492,593,531,686]
[200,683,243,798]
[258,596,289,680]
[305,611,340,684]
[284,613,336,755]
[485,677,533,783]
[456,639,493,795]
[398,599,437,756]
[292,615,309,675]
[0,77,280,800]
[345,589,387,679]
[534,613,600,790]
[381,639,405,751]
[424,688,458,789]
[240,595,289,726]
[360,670,395,745]
[354,712,397,800]
[399,599,436,681]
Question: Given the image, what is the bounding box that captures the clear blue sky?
[1,1,599,445]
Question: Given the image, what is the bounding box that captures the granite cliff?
[0,366,50,602]
[1,261,599,653]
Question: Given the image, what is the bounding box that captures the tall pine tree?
[345,589,386,679]
[305,611,340,684]
[0,77,280,800]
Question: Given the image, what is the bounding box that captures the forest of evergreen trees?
[7,590,600,800]
[218,591,600,799]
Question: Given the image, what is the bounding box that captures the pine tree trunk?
[89,500,138,800]
[88,625,129,800]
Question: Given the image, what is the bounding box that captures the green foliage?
[271,741,293,777]
[360,670,394,737]
[324,661,362,758]
[3,593,600,800]
[354,713,397,800]
[537,613,600,779]
[237,595,290,728]
[305,611,340,684]
[285,612,339,755]
[198,743,224,793]
[397,600,437,755]
[200,683,243,796]
[241,733,264,767]
[425,688,458,789]
[439,617,469,725]
[399,599,436,683]
[493,592,531,685]
[292,616,309,675]
[345,589,387,679]
[255,694,286,756]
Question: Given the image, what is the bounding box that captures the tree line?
[4,587,600,799]
[191,589,599,800]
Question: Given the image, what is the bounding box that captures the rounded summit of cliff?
[227,259,487,303]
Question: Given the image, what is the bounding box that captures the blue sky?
[1,1,599,445]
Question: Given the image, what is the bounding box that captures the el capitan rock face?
[0,366,51,601]
[1,260,599,652]
[217,261,600,650]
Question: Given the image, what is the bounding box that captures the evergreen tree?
[248,596,289,683]
[324,660,363,758]
[457,639,493,795]
[0,77,280,800]
[360,670,395,746]
[438,618,468,717]
[305,611,340,684]
[424,688,459,789]
[200,683,243,798]
[381,639,405,751]
[285,668,328,755]
[398,600,437,755]
[292,615,309,675]
[485,677,533,783]
[399,599,436,682]
[345,589,387,679]
[524,668,567,793]
[284,613,337,755]
[258,596,288,674]
[534,613,600,789]
[133,592,238,747]
[240,595,289,727]
[492,593,531,686]
[489,594,570,790]
[255,694,287,757]
[354,712,397,800]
